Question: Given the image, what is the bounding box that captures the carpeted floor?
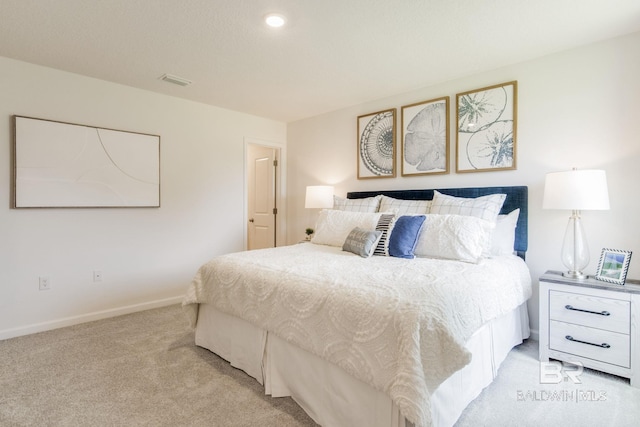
[0,304,317,427]
[1,304,639,426]
[456,339,640,426]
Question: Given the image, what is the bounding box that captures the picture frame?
[456,81,517,173]
[595,248,632,285]
[13,116,160,208]
[401,96,449,176]
[357,108,396,179]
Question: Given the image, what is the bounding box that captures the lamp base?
[562,271,587,280]
[560,211,590,282]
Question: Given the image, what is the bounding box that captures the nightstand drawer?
[550,320,630,368]
[549,290,630,334]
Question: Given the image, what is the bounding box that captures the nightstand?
[539,270,640,387]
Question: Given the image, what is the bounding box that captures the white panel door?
[247,144,277,250]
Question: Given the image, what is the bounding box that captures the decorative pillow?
[379,195,431,215]
[342,227,383,258]
[388,215,426,259]
[414,214,496,263]
[333,195,381,212]
[373,213,396,256]
[429,191,506,223]
[490,208,520,256]
[311,210,382,247]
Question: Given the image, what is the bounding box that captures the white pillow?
[429,191,506,223]
[490,208,520,256]
[312,210,383,247]
[333,195,381,212]
[379,195,431,215]
[414,214,496,263]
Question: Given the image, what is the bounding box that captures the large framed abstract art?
[401,96,449,176]
[456,81,517,173]
[357,108,396,179]
[12,116,160,208]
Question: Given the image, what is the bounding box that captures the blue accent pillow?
[388,215,426,259]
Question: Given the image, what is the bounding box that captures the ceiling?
[1,0,639,123]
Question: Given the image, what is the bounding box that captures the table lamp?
[304,185,334,240]
[305,186,334,209]
[543,169,609,279]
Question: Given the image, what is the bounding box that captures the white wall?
[286,31,640,338]
[0,57,286,339]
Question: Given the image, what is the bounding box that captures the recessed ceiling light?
[264,13,286,28]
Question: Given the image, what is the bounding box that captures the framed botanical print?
[401,96,449,176]
[456,81,517,173]
[357,108,396,179]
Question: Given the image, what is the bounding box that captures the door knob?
[249,218,254,223]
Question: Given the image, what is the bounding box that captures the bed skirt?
[195,303,530,427]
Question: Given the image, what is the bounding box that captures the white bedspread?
[182,243,531,427]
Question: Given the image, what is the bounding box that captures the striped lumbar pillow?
[373,213,396,256]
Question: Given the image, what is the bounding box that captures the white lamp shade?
[543,169,609,211]
[305,185,334,209]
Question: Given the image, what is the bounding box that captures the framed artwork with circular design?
[357,108,396,179]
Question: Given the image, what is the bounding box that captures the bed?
[183,186,531,427]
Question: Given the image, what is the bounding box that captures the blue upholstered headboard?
[347,186,528,260]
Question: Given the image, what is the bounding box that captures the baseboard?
[528,328,539,342]
[0,296,183,341]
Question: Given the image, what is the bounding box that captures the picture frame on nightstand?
[595,248,632,285]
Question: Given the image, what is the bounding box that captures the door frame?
[243,137,286,250]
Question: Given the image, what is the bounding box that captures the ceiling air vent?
[159,73,192,87]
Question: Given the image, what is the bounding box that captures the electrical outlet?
[93,270,103,282]
[39,276,51,291]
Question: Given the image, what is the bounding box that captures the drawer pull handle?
[565,335,611,349]
[564,305,610,316]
